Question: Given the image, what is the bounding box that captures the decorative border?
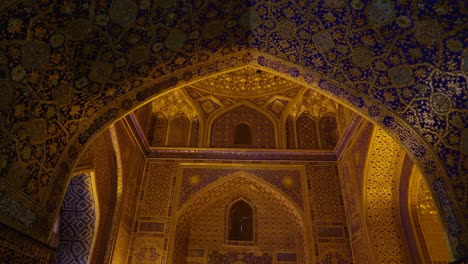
[102,125,124,264]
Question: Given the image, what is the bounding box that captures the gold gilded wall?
[0,0,466,257]
[44,119,455,263]
[409,167,452,263]
[128,160,177,263]
[111,121,147,264]
[81,130,118,263]
[363,128,411,263]
[186,191,301,263]
[307,164,352,263]
[337,121,374,263]
[123,156,359,263]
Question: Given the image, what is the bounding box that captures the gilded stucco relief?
[0,0,465,260]
[337,121,374,264]
[364,128,410,263]
[409,166,452,263]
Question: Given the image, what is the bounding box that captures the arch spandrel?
[175,171,306,226]
[0,0,466,258]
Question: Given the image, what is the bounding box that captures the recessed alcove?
[64,67,452,263]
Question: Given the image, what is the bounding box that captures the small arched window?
[228,200,253,241]
[234,123,252,145]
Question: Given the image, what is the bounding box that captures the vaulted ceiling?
[0,0,466,257]
[131,66,355,149]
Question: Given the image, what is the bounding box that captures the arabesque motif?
[0,0,465,255]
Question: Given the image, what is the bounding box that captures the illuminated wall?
[409,167,452,263]
[337,122,374,263]
[362,128,411,262]
[77,130,118,263]
[0,0,466,259]
[111,122,147,264]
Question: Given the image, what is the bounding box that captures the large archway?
[48,56,462,255]
[0,0,466,260]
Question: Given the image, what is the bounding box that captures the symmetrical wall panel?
[187,191,299,263]
[210,105,276,148]
[140,162,176,217]
[128,159,322,264]
[318,114,338,150]
[167,115,190,147]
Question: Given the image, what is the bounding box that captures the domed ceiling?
[131,66,355,150]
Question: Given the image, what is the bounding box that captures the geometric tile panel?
[56,173,96,264]
[0,0,466,255]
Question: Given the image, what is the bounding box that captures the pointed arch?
[168,171,312,264]
[43,52,462,257]
[319,112,339,150]
[296,113,319,149]
[226,198,255,242]
[207,101,278,148]
[234,122,253,145]
[167,114,190,147]
[149,112,168,147]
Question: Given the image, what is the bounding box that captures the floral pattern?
[0,0,465,255]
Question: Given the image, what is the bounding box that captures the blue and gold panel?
[56,173,96,264]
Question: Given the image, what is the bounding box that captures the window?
[234,122,252,145]
[228,200,253,241]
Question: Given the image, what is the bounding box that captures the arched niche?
[318,112,338,150]
[168,171,311,264]
[55,172,98,264]
[149,112,168,147]
[234,122,253,145]
[208,103,277,148]
[296,113,319,149]
[227,198,255,242]
[189,116,200,147]
[167,114,190,147]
